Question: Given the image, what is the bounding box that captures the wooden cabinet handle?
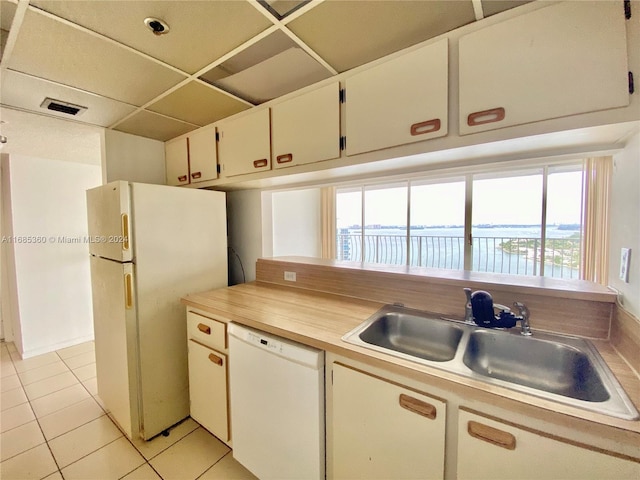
[191,171,202,179]
[468,421,516,450]
[276,153,293,164]
[399,394,436,420]
[177,175,188,182]
[253,159,268,168]
[467,107,506,126]
[197,323,211,335]
[208,352,223,366]
[410,119,441,136]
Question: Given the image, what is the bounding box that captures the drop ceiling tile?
[259,0,311,20]
[8,9,187,106]
[1,70,137,127]
[1,0,17,59]
[30,0,273,74]
[288,0,476,72]
[1,0,17,30]
[113,110,198,141]
[199,30,333,104]
[481,1,534,18]
[147,81,250,126]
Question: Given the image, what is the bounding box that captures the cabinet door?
[345,38,448,156]
[188,340,228,442]
[331,363,445,480]
[457,410,640,480]
[272,82,340,169]
[165,138,189,186]
[188,128,217,183]
[218,108,270,177]
[459,1,629,135]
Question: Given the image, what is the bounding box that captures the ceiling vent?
[40,98,88,116]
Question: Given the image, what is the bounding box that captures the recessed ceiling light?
[144,17,170,36]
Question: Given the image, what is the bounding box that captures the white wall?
[227,190,264,284]
[0,108,103,349]
[103,130,166,185]
[609,133,640,317]
[0,107,102,166]
[4,155,102,356]
[2,154,101,357]
[272,189,322,257]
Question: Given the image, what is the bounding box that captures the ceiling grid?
[0,0,532,141]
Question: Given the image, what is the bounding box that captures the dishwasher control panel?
[228,322,323,369]
[249,331,284,354]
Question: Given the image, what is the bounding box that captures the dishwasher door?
[228,323,325,480]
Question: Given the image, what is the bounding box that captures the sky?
[336,171,583,228]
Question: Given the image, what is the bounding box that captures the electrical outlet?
[284,271,297,282]
[619,248,631,283]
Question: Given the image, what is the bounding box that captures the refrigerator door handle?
[124,273,134,309]
[121,213,130,251]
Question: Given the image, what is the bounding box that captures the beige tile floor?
[0,341,256,480]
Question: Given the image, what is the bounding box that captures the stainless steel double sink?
[342,304,639,420]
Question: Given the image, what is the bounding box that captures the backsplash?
[256,257,615,340]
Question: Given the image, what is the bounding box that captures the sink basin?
[462,330,609,402]
[357,311,463,362]
[342,305,639,420]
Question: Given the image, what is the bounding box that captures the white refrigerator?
[87,181,227,440]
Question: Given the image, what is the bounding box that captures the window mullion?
[406,181,411,267]
[539,166,549,276]
[360,186,365,263]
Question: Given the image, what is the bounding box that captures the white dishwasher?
[228,323,325,480]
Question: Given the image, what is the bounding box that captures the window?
[410,179,465,269]
[333,159,601,281]
[471,170,543,276]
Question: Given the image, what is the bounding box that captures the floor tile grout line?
[195,450,234,480]
[55,434,125,474]
[124,417,200,464]
[22,371,83,403]
[0,342,62,479]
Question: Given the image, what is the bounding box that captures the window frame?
[332,158,592,280]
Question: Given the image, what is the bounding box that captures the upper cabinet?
[165,127,218,186]
[345,38,449,156]
[188,128,218,183]
[459,1,629,135]
[218,108,271,177]
[271,82,340,169]
[165,138,189,186]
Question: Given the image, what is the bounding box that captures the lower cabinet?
[187,340,228,442]
[457,409,640,480]
[328,355,639,480]
[186,309,230,445]
[331,362,446,480]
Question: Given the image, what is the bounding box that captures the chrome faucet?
[512,302,532,336]
[463,288,475,324]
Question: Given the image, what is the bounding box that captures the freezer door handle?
[124,273,133,309]
[121,214,130,251]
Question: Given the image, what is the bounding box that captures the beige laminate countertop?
[182,281,640,442]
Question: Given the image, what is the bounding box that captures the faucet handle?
[513,301,529,318]
[513,302,532,336]
[463,287,472,298]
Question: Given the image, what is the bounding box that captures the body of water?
[337,225,581,279]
